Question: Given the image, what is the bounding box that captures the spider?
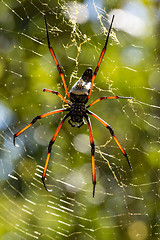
[13,14,132,197]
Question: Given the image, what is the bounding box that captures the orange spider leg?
[87,110,132,170]
[88,15,115,99]
[85,115,96,197]
[13,109,66,146]
[44,15,70,99]
[43,88,70,105]
[42,113,70,191]
[87,96,133,108]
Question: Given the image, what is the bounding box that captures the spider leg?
[42,113,70,192]
[13,108,67,146]
[44,15,70,99]
[43,88,71,105]
[88,15,115,99]
[87,96,133,108]
[87,110,132,171]
[84,114,96,197]
[68,119,84,128]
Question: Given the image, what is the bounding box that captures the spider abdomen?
[71,102,86,120]
[68,100,86,127]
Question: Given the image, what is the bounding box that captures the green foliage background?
[0,0,159,239]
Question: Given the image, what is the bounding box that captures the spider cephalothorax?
[13,15,132,197]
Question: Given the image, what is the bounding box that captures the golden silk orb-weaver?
[13,15,132,197]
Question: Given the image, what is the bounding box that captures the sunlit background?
[0,0,159,239]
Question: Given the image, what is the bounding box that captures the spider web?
[0,0,160,239]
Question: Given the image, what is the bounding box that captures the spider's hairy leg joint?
[57,65,62,74]
[31,115,41,124]
[48,140,54,153]
[107,125,114,136]
[91,142,95,155]
[94,66,99,75]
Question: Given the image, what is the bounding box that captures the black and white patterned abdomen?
[70,101,86,123]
